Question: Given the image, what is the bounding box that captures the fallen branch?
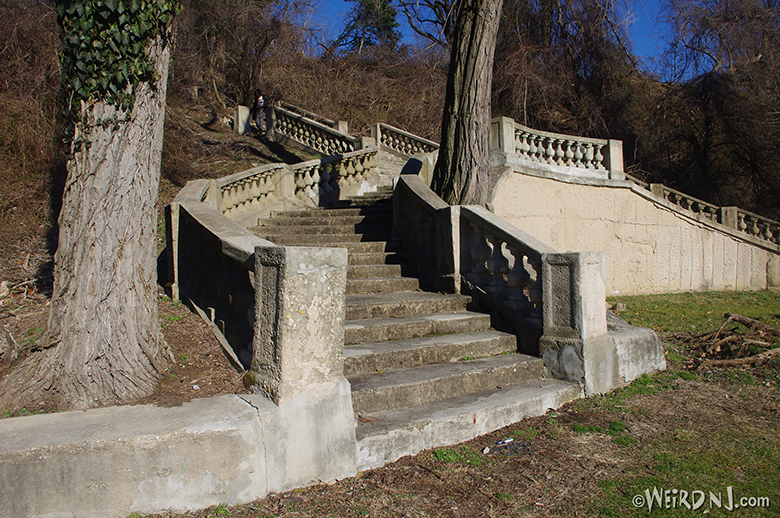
[696,347,780,371]
[723,313,780,334]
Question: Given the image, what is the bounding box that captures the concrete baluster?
[527,257,543,326]
[468,223,492,286]
[583,142,594,168]
[593,144,604,170]
[485,234,509,296]
[564,140,575,166]
[544,138,555,164]
[573,142,584,167]
[554,139,565,166]
[506,245,532,316]
[528,135,538,161]
[319,164,332,193]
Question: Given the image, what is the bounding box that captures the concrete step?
[252,224,392,237]
[348,251,404,266]
[355,378,581,470]
[345,291,470,320]
[347,264,405,279]
[349,353,543,415]
[258,214,390,227]
[346,277,420,295]
[270,206,392,218]
[343,330,517,376]
[248,233,395,250]
[345,311,491,345]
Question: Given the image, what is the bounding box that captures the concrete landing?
[355,378,581,471]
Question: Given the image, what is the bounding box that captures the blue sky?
[317,0,666,63]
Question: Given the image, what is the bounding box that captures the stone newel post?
[248,245,348,403]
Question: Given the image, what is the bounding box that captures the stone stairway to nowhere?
[250,186,580,469]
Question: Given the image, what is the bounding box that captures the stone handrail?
[217,163,286,216]
[278,101,340,129]
[491,116,624,181]
[272,104,359,156]
[460,205,556,338]
[210,147,380,224]
[372,123,439,156]
[291,148,379,203]
[619,181,780,246]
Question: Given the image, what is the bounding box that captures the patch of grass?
[432,446,485,467]
[607,420,628,435]
[572,423,605,434]
[496,491,514,500]
[2,408,45,419]
[611,436,636,447]
[512,427,539,440]
[608,291,780,334]
[206,503,231,517]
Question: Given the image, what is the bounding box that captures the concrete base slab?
[607,311,666,384]
[355,378,581,471]
[0,381,356,518]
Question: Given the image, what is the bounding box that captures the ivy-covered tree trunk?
[0,12,174,411]
[431,0,503,206]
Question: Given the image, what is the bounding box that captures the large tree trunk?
[431,0,503,206]
[0,38,173,412]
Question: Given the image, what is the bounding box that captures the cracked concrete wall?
[0,391,357,518]
[492,171,778,296]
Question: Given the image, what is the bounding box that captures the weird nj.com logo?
[633,486,771,512]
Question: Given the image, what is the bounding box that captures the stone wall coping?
[376,123,440,150]
[462,205,557,258]
[508,164,780,255]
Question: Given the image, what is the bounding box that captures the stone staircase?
[250,187,580,469]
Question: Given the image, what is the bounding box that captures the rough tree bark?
[430,0,503,206]
[0,37,173,412]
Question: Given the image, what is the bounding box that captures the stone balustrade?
[205,147,380,225]
[735,208,780,244]
[217,164,285,217]
[292,148,379,201]
[621,181,780,246]
[278,102,340,129]
[272,104,359,156]
[391,174,650,393]
[372,123,439,156]
[460,206,556,339]
[490,116,624,181]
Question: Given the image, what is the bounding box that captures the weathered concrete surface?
[491,169,779,295]
[250,245,349,404]
[0,388,356,518]
[607,312,667,384]
[539,252,665,395]
[355,378,581,471]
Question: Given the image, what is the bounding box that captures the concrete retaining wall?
[491,169,780,296]
[0,385,355,518]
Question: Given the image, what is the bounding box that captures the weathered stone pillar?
[248,245,348,402]
[539,252,614,395]
[720,206,738,229]
[490,116,517,156]
[606,140,624,180]
[235,105,251,135]
[247,245,356,490]
[265,106,277,141]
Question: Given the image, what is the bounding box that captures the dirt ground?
[0,286,246,414]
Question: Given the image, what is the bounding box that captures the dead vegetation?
[672,312,780,372]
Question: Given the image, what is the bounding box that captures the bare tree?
[430,0,503,206]
[397,0,457,47]
[0,1,175,412]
